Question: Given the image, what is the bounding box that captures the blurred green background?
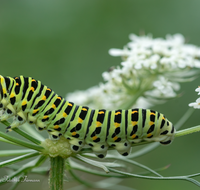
[1,0,200,189]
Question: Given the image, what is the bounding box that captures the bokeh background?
[1,0,200,189]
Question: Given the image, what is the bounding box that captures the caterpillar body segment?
[0,75,175,158]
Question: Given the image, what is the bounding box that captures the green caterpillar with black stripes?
[0,75,175,158]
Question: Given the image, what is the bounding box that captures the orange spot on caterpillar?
[10,93,15,98]
[72,131,77,136]
[131,134,137,139]
[30,87,35,92]
[22,100,27,106]
[43,115,48,119]
[149,121,154,126]
[147,133,152,137]
[33,109,39,114]
[131,121,138,126]
[115,111,121,115]
[54,125,60,129]
[92,136,98,141]
[3,88,6,94]
[96,121,102,127]
[132,110,138,114]
[114,122,120,128]
[78,118,83,123]
[42,95,46,101]
[63,112,67,117]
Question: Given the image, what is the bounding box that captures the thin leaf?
[67,167,92,188]
[0,155,47,185]
[20,123,45,142]
[0,131,44,152]
[0,149,35,157]
[82,152,162,177]
[75,154,110,173]
[109,168,200,187]
[4,164,49,175]
[175,108,194,130]
[1,120,10,127]
[0,152,40,168]
[68,158,126,178]
[13,128,41,145]
[0,137,18,146]
[127,142,159,159]
[8,174,24,190]
[31,166,49,175]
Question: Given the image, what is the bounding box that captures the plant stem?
[175,125,200,138]
[50,156,65,190]
[0,131,44,152]
[175,108,194,130]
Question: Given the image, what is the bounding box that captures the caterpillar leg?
[6,111,27,132]
[68,138,85,153]
[159,136,173,145]
[90,143,108,159]
[49,131,62,140]
[36,119,48,131]
[111,141,131,156]
[0,104,16,121]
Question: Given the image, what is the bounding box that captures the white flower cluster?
[189,87,200,109]
[66,33,200,109]
[109,33,200,69]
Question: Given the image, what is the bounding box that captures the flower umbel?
[189,86,200,109]
[66,33,200,110]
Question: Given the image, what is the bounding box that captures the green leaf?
[20,123,45,142]
[0,155,47,185]
[0,149,35,157]
[13,128,41,145]
[109,168,200,187]
[75,154,110,173]
[0,152,40,168]
[68,158,126,178]
[0,137,18,146]
[67,163,92,188]
[0,131,44,152]
[175,108,194,130]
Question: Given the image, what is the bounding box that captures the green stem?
[175,125,200,138]
[120,88,146,110]
[175,108,194,130]
[67,166,92,187]
[50,156,65,190]
[13,128,41,145]
[0,137,18,145]
[0,149,35,157]
[1,120,41,145]
[0,152,40,168]
[1,120,10,127]
[0,131,44,152]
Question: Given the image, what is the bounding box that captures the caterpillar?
[0,75,175,158]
